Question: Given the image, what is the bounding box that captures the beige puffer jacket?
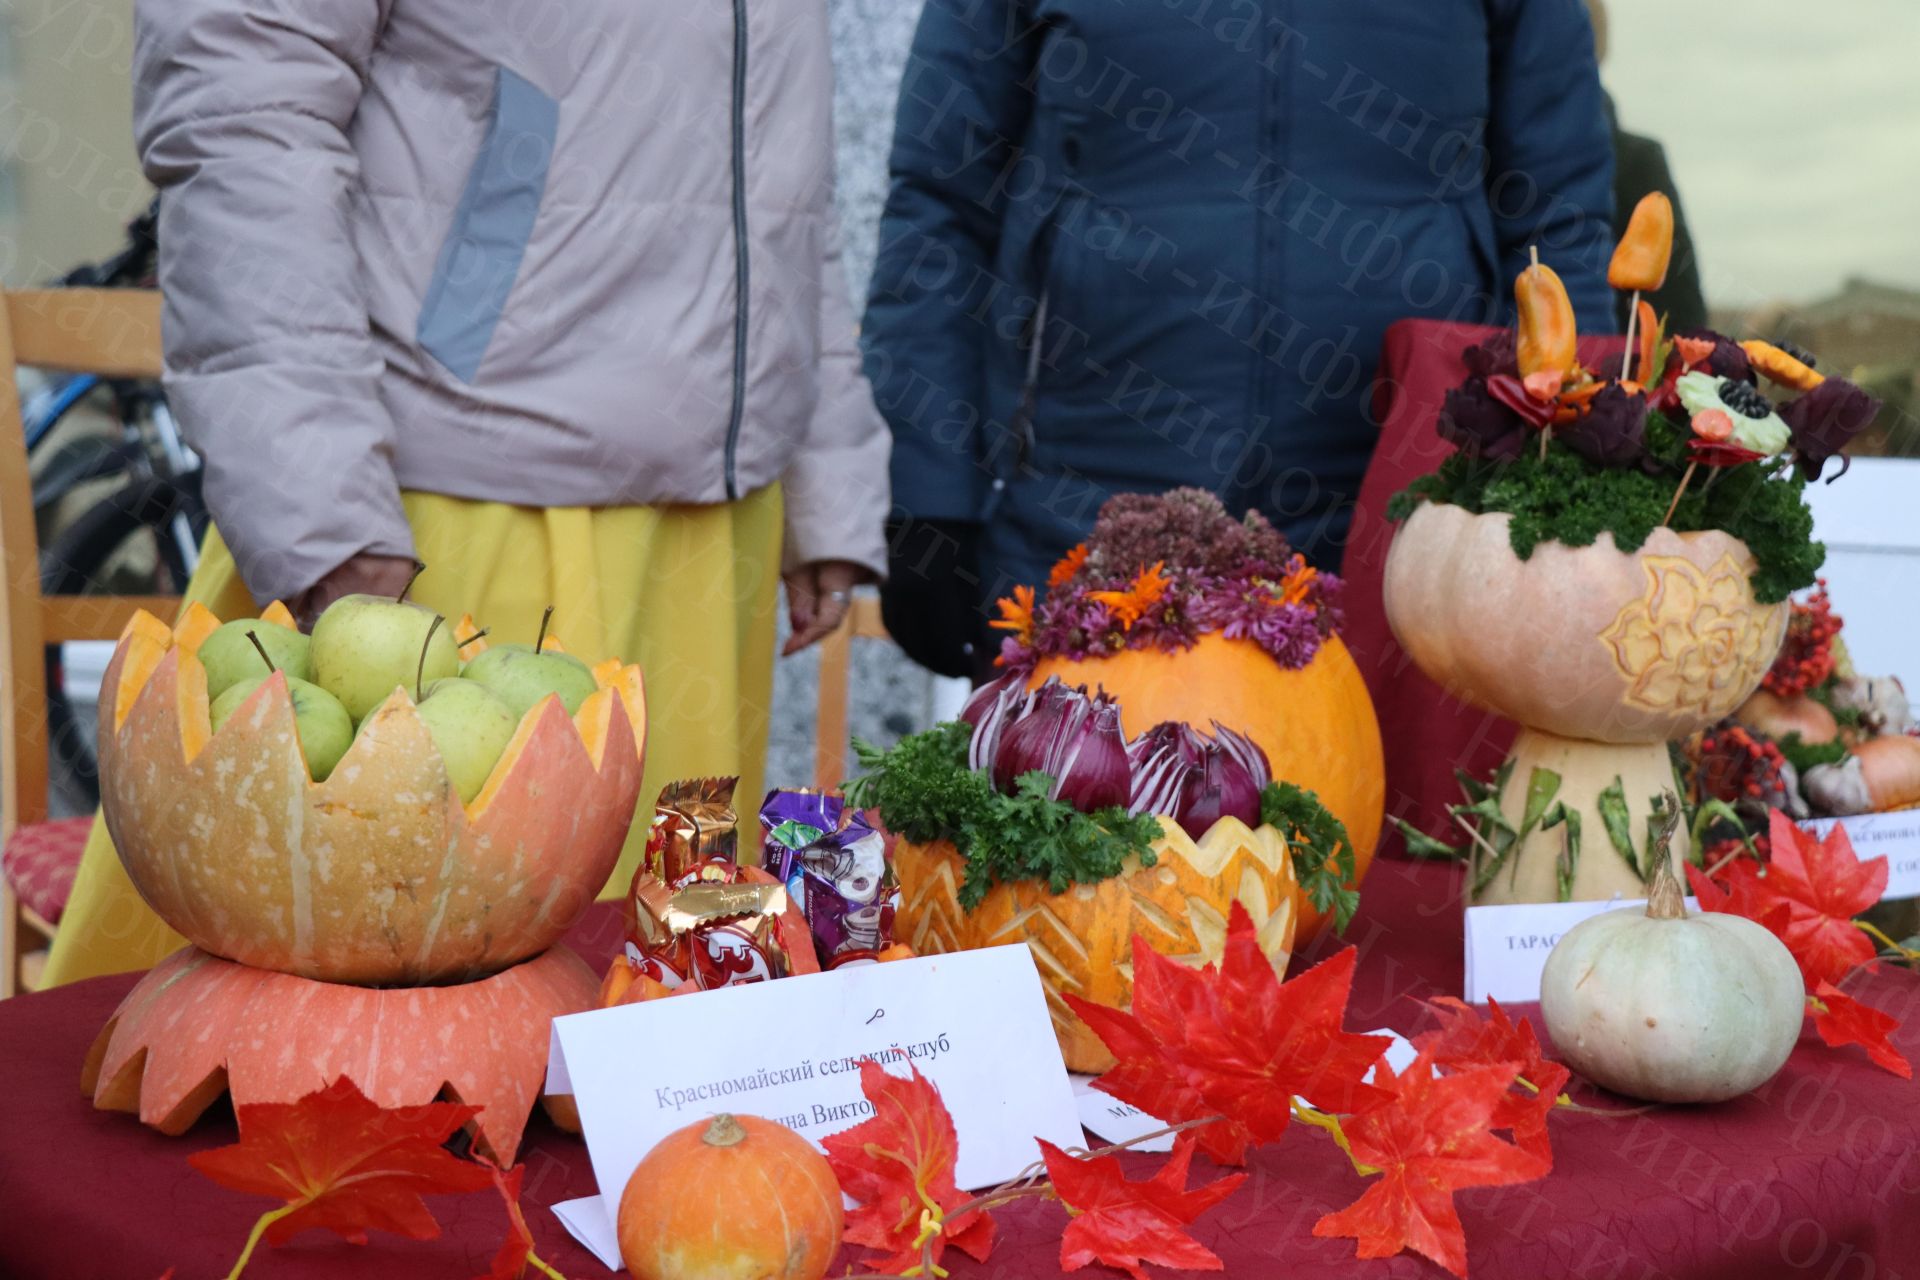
[134,0,890,604]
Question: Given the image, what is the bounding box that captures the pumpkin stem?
[246,630,276,675]
[1644,791,1686,920]
[397,559,427,605]
[534,604,554,653]
[416,614,444,702]
[702,1114,748,1148]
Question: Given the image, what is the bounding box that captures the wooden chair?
[1,288,175,996]
[813,593,890,791]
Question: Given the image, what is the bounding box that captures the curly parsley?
[845,724,1162,910]
[1260,780,1361,931]
[1389,412,1822,604]
[849,724,1363,925]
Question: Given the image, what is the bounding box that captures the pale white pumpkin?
[1538,862,1804,1104]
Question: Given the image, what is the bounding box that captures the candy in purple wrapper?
[760,789,898,963]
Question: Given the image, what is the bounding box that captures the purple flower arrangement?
[992,488,1342,672]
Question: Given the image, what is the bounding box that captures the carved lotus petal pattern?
[1600,553,1785,720]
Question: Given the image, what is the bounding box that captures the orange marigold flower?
[1271,554,1318,607]
[1089,561,1173,630]
[989,584,1036,640]
[1049,542,1090,590]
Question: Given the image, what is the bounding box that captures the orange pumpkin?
[98,604,647,985]
[83,943,598,1160]
[618,1114,843,1280]
[1030,633,1383,939]
[894,815,1298,1072]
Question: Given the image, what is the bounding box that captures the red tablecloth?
[1341,320,1630,852]
[5,857,1919,1279]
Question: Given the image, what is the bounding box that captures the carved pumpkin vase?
[1384,504,1788,904]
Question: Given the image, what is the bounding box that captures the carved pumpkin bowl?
[98,607,647,987]
[1383,502,1789,745]
[893,815,1298,1073]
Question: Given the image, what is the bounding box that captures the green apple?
[210,675,354,781]
[309,594,459,720]
[415,678,519,802]
[198,619,311,698]
[460,644,598,721]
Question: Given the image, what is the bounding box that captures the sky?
[1601,0,1920,307]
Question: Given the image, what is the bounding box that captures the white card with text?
[546,946,1083,1271]
[1463,897,1696,1005]
[1070,1029,1420,1152]
[1803,811,1920,899]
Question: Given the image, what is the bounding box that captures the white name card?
[1070,1029,1419,1152]
[1464,898,1696,1005]
[546,946,1084,1271]
[1803,811,1920,900]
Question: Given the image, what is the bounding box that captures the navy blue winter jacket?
[864,0,1615,596]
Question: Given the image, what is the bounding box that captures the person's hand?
[292,553,422,630]
[782,559,871,655]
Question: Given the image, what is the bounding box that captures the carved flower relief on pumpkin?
[1600,554,1784,717]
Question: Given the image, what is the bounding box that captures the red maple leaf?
[1695,812,1883,989]
[188,1077,492,1254]
[1415,997,1569,1164]
[478,1162,539,1280]
[822,1059,995,1273]
[1040,1133,1245,1280]
[1067,902,1390,1165]
[1813,982,1912,1079]
[1313,1052,1550,1278]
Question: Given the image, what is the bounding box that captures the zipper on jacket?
[723,0,750,500]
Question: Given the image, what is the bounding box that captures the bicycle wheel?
[39,473,204,812]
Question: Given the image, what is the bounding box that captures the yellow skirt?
[41,486,782,987]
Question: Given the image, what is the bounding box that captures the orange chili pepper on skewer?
[1515,252,1577,382]
[1609,193,1674,292]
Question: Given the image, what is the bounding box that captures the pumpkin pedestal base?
[81,944,599,1160]
[1476,729,1687,906]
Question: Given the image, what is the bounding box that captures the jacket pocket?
[417,67,559,383]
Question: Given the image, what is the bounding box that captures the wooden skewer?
[1620,289,1642,381]
[1662,459,1699,526]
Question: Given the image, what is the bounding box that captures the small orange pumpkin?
[1031,632,1383,940]
[618,1114,843,1280]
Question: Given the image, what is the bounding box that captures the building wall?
[0,0,151,286]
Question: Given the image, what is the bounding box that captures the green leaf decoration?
[1543,804,1582,902]
[1520,768,1563,834]
[1395,818,1466,861]
[844,723,1162,909]
[1260,781,1361,932]
[1595,777,1639,880]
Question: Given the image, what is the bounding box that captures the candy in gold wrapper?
[649,776,739,886]
[615,866,815,998]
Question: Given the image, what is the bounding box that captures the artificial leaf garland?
[835,906,1564,1280]
[1310,1053,1550,1277]
[1040,1134,1244,1280]
[180,1076,565,1280]
[1415,997,1572,1164]
[822,1060,996,1274]
[1689,809,1912,1077]
[1066,905,1391,1165]
[187,1077,493,1275]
